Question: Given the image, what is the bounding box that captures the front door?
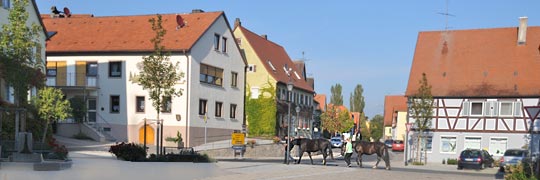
[139,125,155,144]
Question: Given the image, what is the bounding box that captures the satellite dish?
[63,7,71,17]
[176,15,185,30]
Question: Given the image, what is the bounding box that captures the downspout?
[243,65,247,131]
[184,50,191,147]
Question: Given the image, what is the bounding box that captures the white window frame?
[247,64,256,72]
[250,87,259,99]
[464,136,482,150]
[440,136,457,154]
[469,101,484,117]
[499,101,514,117]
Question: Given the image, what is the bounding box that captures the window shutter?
[461,101,470,116]
[492,101,499,117]
[484,102,492,116]
[514,101,523,117]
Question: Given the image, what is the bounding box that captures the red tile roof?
[383,95,407,127]
[314,94,326,111]
[236,26,314,93]
[406,26,540,97]
[42,12,223,53]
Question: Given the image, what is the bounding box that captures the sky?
[35,0,540,118]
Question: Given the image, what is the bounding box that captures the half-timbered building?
[405,17,540,163]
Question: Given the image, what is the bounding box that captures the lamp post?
[405,98,412,166]
[286,80,294,165]
[295,106,300,138]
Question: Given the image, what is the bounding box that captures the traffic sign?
[525,106,540,122]
[406,123,413,133]
[231,132,245,146]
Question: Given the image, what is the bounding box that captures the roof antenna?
[437,0,455,31]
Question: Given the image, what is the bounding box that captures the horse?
[288,138,334,165]
[342,140,391,170]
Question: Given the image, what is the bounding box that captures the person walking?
[344,138,353,167]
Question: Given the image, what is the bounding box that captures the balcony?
[46,72,98,89]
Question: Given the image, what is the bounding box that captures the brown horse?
[289,138,334,165]
[342,141,391,170]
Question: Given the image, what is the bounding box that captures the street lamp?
[405,97,412,166]
[286,80,294,165]
[295,106,300,138]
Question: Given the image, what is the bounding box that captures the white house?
[0,0,47,102]
[405,17,540,163]
[42,10,246,147]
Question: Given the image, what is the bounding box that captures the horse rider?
[344,137,353,167]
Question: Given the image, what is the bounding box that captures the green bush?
[447,158,458,165]
[505,162,537,180]
[412,161,425,165]
[109,142,147,161]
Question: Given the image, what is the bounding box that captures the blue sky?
[36,1,540,118]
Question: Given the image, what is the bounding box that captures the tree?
[0,0,44,106]
[410,73,434,163]
[330,83,343,105]
[349,84,365,113]
[320,105,353,136]
[369,115,384,141]
[131,14,184,155]
[33,87,71,143]
[69,97,86,123]
[359,113,371,141]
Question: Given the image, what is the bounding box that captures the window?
[250,87,259,99]
[2,0,10,9]
[470,102,483,116]
[200,64,223,86]
[46,69,57,77]
[214,34,220,51]
[136,96,145,112]
[161,96,171,113]
[489,137,507,156]
[499,102,513,116]
[109,61,122,77]
[221,37,227,52]
[230,104,237,119]
[215,102,223,117]
[464,137,481,149]
[420,135,433,152]
[110,95,120,113]
[199,99,207,115]
[87,62,98,76]
[440,136,457,153]
[231,72,238,87]
[247,64,256,72]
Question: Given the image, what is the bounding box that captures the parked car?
[384,139,393,148]
[392,140,404,151]
[330,137,343,148]
[457,149,494,170]
[499,149,528,172]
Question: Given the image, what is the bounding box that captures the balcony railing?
[46,73,98,88]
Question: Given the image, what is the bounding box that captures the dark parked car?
[458,149,494,170]
[500,149,528,172]
[392,140,404,151]
[384,139,393,148]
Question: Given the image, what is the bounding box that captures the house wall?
[187,14,245,147]
[407,97,540,163]
[393,111,407,141]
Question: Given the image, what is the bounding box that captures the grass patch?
[72,132,93,140]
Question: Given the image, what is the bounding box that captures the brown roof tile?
[314,94,326,111]
[383,95,407,127]
[237,26,314,93]
[43,12,223,53]
[406,26,540,97]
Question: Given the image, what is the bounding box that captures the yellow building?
[233,19,315,138]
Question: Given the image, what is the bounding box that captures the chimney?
[261,34,267,40]
[518,16,528,45]
[192,9,205,13]
[234,18,241,28]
